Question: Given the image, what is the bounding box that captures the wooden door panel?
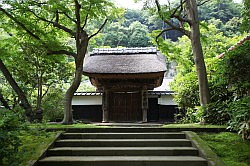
[109,92,142,122]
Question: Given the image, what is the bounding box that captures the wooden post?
[102,90,109,123]
[142,87,148,122]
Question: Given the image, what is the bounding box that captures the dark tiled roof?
[83,47,167,74]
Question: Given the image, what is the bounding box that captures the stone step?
[61,132,186,139]
[54,128,172,133]
[38,156,208,166]
[47,127,226,133]
[47,147,199,156]
[55,139,192,147]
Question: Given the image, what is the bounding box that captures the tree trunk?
[186,0,210,106]
[34,72,43,122]
[36,73,43,110]
[0,58,33,120]
[62,41,88,124]
[0,90,11,109]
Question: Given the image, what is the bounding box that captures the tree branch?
[155,0,164,20]
[82,4,92,30]
[47,50,77,57]
[82,13,89,30]
[154,0,190,38]
[172,15,191,24]
[60,12,76,23]
[89,19,108,39]
[0,90,11,110]
[171,0,187,17]
[74,0,81,49]
[156,28,174,45]
[198,0,210,6]
[29,9,75,37]
[0,7,41,40]
[164,19,190,37]
[170,0,191,25]
[0,58,33,119]
[55,10,59,23]
[41,82,53,99]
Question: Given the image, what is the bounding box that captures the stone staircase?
[37,128,208,166]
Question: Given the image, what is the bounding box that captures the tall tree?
[153,0,210,109]
[6,40,72,119]
[0,0,119,124]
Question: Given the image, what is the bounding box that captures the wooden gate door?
[109,92,142,122]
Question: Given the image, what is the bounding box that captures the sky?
[114,0,243,9]
[114,0,144,9]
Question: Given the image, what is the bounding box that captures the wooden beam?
[102,90,109,123]
[142,86,148,122]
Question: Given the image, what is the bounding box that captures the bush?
[175,107,204,124]
[227,96,250,140]
[204,101,230,125]
[42,88,64,122]
[0,109,24,164]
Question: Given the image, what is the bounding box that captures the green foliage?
[128,21,150,47]
[156,19,248,127]
[163,123,226,128]
[4,128,57,166]
[16,129,57,166]
[101,22,129,47]
[221,40,250,98]
[42,87,65,122]
[0,32,73,115]
[175,107,204,124]
[241,0,250,32]
[204,101,230,125]
[0,109,24,164]
[171,72,199,109]
[199,132,250,166]
[227,97,250,140]
[198,0,242,23]
[0,108,59,165]
[100,19,151,48]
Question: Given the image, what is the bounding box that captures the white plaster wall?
[72,96,102,105]
[158,95,177,105]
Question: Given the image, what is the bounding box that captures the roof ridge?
[91,47,157,56]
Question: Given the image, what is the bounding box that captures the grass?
[162,123,227,128]
[2,129,59,166]
[183,131,225,166]
[199,132,250,166]
[29,122,106,129]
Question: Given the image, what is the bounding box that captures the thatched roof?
[83,47,167,74]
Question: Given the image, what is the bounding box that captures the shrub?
[204,101,230,125]
[42,88,64,122]
[227,96,250,140]
[0,109,24,164]
[175,107,204,124]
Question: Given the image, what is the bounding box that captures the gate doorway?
[148,98,159,122]
[109,91,142,122]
